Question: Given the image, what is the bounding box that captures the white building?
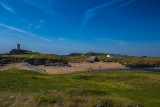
[106,54,112,58]
[106,54,125,58]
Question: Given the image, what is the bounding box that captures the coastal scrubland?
[0,53,68,65]
[67,53,160,69]
[1,52,160,69]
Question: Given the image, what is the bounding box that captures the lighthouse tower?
[17,44,20,50]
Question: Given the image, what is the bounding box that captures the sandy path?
[37,62,127,74]
[0,64,15,71]
[0,62,46,73]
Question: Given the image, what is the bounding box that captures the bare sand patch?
[152,67,160,70]
[0,64,14,71]
[0,62,46,73]
[1,62,159,74]
[36,62,127,74]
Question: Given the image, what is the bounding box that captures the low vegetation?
[0,69,160,107]
[0,54,68,65]
[1,51,160,68]
[67,53,160,68]
[9,49,40,55]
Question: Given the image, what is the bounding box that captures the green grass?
[0,69,160,107]
[67,55,90,63]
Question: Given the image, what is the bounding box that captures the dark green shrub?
[35,95,48,104]
[47,94,62,103]
[24,58,35,65]
[103,99,115,107]
[86,60,94,63]
[33,58,46,65]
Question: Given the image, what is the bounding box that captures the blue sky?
[0,0,160,56]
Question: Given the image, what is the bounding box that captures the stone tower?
[17,44,20,50]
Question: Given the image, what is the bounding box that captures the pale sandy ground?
[0,64,15,71]
[152,67,160,70]
[0,63,46,73]
[36,62,128,74]
[1,62,160,74]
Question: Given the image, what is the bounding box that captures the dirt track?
[36,62,127,74]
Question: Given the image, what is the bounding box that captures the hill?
[9,49,40,55]
[0,50,68,65]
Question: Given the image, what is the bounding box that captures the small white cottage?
[106,54,112,58]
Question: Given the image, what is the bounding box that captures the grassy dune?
[0,54,67,65]
[68,54,160,64]
[1,53,160,68]
[0,69,160,107]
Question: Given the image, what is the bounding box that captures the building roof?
[90,56,97,59]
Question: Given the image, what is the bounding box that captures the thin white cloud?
[34,25,41,30]
[116,0,136,9]
[80,0,136,33]
[58,37,65,41]
[39,37,50,42]
[27,24,32,30]
[109,0,136,16]
[0,23,36,37]
[0,23,49,42]
[0,3,14,13]
[22,0,62,20]
[44,0,62,20]
[99,38,126,45]
[34,19,44,29]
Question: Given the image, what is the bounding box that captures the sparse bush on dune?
[67,55,90,63]
[68,53,83,56]
[0,57,25,64]
[85,52,106,56]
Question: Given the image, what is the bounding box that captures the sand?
[0,62,46,73]
[152,67,160,70]
[36,62,127,74]
[1,62,160,74]
[0,64,14,71]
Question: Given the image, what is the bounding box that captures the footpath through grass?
[0,69,160,107]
